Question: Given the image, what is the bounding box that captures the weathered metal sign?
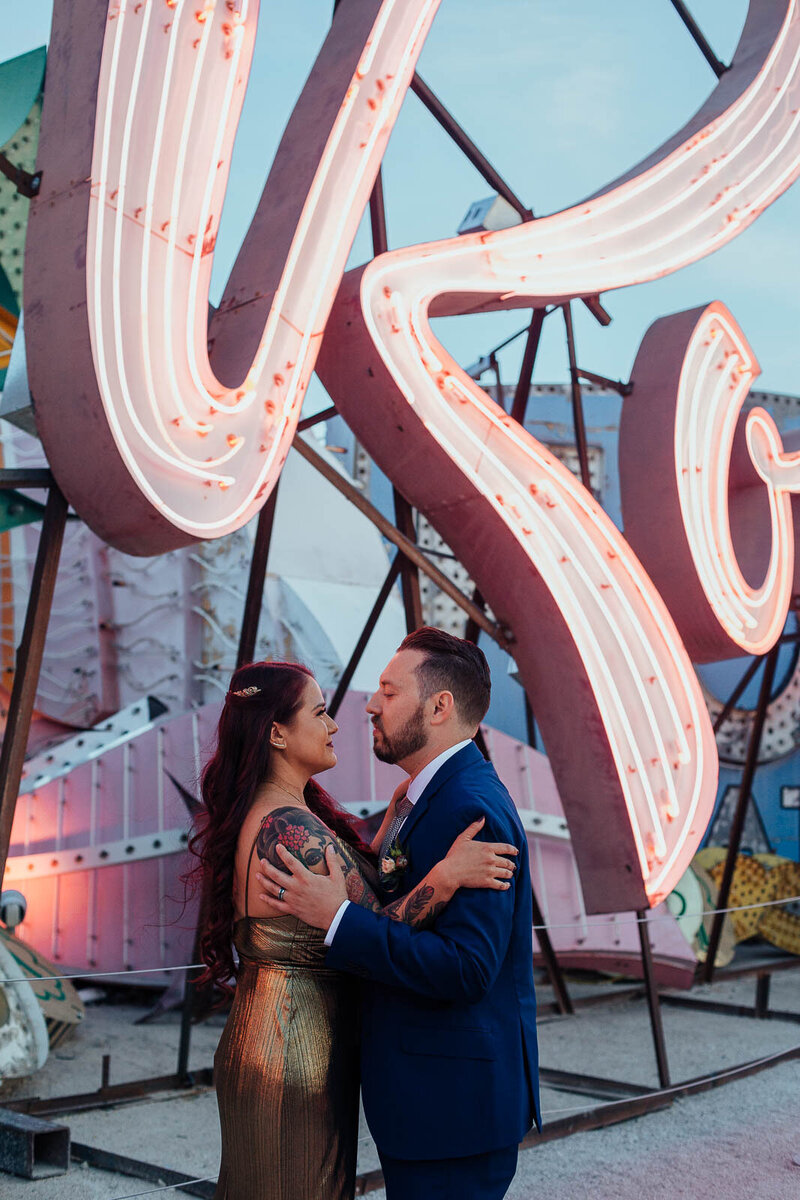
[23,0,800,911]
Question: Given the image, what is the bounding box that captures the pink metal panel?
[5,694,695,986]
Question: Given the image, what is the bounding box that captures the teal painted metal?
[0,489,46,533]
[0,48,45,149]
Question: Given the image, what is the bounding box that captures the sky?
[6,1,799,405]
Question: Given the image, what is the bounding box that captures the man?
[259,627,540,1199]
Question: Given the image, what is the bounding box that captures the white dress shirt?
[323,739,473,946]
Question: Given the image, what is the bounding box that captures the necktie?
[379,795,414,864]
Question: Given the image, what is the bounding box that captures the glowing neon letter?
[25,0,440,552]
[620,301,800,662]
[316,1,800,909]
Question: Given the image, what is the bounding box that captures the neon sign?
[620,302,800,663]
[26,0,441,550]
[23,1,800,910]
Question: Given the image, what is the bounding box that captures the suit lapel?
[399,741,484,852]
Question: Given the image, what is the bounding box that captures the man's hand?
[255,844,348,932]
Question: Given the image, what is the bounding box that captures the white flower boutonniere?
[379,839,409,893]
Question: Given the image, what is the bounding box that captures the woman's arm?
[380,817,517,927]
[255,808,517,930]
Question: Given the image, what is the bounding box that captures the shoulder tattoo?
[256,806,354,874]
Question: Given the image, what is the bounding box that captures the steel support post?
[368,168,424,633]
[703,643,779,982]
[393,492,424,632]
[524,694,537,750]
[410,74,532,221]
[328,556,403,720]
[297,405,337,432]
[490,353,503,409]
[463,586,486,646]
[637,909,671,1088]
[668,0,728,77]
[576,367,632,397]
[754,972,771,1018]
[0,482,68,880]
[292,438,508,646]
[712,653,763,735]
[532,888,574,1015]
[510,309,547,426]
[236,481,280,669]
[562,303,593,494]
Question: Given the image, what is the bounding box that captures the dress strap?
[243,820,265,920]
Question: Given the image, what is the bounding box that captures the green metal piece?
[0,48,45,149]
[0,47,46,313]
[0,489,46,533]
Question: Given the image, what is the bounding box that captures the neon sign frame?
[23,0,800,910]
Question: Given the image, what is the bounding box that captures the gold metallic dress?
[213,840,371,1200]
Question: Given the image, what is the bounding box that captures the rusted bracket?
[0,153,41,198]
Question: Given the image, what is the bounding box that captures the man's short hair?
[398,627,491,727]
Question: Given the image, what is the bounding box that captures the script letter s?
[317,1,800,910]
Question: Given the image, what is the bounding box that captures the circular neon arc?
[675,306,795,657]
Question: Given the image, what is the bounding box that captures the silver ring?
[278,887,286,902]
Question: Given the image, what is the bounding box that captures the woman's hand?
[442,817,518,891]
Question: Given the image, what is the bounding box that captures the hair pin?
[230,685,261,698]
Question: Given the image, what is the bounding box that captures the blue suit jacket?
[327,741,541,1161]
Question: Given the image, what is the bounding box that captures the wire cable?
[1,894,799,987]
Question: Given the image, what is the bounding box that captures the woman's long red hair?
[189,661,374,997]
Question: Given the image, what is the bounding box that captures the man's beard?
[372,704,428,764]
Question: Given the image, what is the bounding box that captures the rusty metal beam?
[328,555,403,719]
[292,437,511,648]
[235,481,280,668]
[0,484,68,880]
[410,74,532,221]
[510,310,546,426]
[668,0,728,77]
[637,910,670,1087]
[562,303,593,494]
[703,643,779,981]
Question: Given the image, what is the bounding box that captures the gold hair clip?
[230,685,261,698]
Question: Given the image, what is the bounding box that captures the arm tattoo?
[255,806,383,909]
[383,884,448,930]
[254,808,452,929]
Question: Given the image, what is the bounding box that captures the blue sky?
[8,1,799,400]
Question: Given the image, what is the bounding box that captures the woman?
[192,660,518,1200]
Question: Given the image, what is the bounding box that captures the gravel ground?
[1,967,798,1199]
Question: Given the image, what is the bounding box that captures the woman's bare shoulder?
[255,805,352,874]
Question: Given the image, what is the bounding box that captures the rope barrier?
[1,890,799,987]
[0,963,204,987]
[531,890,800,931]
[106,1177,216,1199]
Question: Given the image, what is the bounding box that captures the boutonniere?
[379,839,410,893]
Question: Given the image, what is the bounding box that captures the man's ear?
[429,691,455,725]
